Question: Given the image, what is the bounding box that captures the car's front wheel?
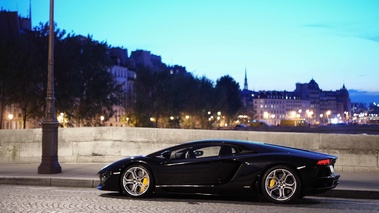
[261,165,301,204]
[120,164,154,197]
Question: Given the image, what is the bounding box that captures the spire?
[29,0,32,25]
[244,68,248,90]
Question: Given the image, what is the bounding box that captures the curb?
[315,189,379,200]
[0,177,99,188]
[2,177,379,200]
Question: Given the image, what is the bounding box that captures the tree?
[1,24,52,129]
[214,75,242,125]
[184,76,215,129]
[0,35,15,128]
[131,66,151,127]
[55,34,123,126]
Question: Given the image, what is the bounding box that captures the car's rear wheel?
[261,165,301,204]
[120,164,154,197]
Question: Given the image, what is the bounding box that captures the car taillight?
[317,159,331,166]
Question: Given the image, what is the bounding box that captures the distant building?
[294,80,351,123]
[109,47,129,66]
[252,91,310,126]
[0,10,31,39]
[105,47,137,127]
[168,65,187,75]
[241,71,352,125]
[129,49,166,71]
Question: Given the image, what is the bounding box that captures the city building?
[241,72,352,125]
[105,47,137,127]
[0,9,31,39]
[252,91,310,126]
[129,49,166,71]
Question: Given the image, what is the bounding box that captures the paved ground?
[0,163,378,199]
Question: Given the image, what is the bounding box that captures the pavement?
[0,163,378,200]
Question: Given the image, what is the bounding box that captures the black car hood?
[98,155,145,173]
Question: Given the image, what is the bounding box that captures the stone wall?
[0,127,378,172]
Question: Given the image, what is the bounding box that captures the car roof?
[147,139,335,160]
[147,139,268,157]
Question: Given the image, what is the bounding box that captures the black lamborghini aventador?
[97,139,340,203]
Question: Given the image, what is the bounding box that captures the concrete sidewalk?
[0,163,378,199]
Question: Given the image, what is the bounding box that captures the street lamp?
[7,114,13,129]
[263,112,269,119]
[326,110,331,124]
[306,110,313,124]
[38,0,62,174]
[100,115,105,126]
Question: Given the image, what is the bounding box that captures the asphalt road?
[1,185,378,213]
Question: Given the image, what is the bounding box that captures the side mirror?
[161,150,171,162]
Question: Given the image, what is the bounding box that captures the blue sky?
[2,0,379,104]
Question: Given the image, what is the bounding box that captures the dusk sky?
[2,0,379,104]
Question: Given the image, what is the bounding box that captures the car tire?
[261,165,301,204]
[120,164,154,198]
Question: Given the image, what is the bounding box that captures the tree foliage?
[0,23,123,128]
[55,34,123,126]
[132,67,243,128]
[0,21,243,129]
[214,75,242,121]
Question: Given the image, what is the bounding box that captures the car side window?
[168,144,238,160]
[170,148,189,160]
[192,146,221,159]
[218,145,237,156]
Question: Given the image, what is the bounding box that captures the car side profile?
[97,139,340,204]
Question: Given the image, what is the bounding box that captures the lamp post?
[8,114,13,129]
[38,0,62,174]
[326,110,331,124]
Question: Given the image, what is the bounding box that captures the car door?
[156,144,242,185]
[216,145,243,183]
[156,144,224,185]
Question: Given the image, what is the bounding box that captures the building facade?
[241,76,352,125]
[103,48,137,127]
[252,91,311,126]
[129,49,166,71]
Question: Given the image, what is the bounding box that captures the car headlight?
[99,172,111,183]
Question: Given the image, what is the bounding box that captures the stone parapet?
[0,127,378,172]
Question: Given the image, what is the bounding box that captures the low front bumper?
[97,171,121,191]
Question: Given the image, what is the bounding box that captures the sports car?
[97,139,340,204]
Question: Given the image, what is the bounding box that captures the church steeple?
[29,0,32,26]
[244,68,248,90]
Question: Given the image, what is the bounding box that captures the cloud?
[303,22,379,43]
[364,36,379,42]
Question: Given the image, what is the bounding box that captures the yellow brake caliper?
[269,179,276,188]
[140,177,149,193]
